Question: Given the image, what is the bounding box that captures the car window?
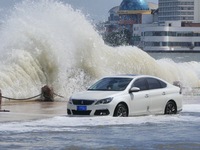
[133,78,148,91]
[88,77,133,91]
[146,78,163,90]
[159,80,167,88]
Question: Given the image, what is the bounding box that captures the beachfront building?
[105,0,157,45]
[118,0,158,45]
[141,0,200,51]
[105,0,200,51]
[141,21,200,51]
[106,6,120,32]
[158,0,200,24]
[118,0,151,31]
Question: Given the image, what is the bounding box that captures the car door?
[146,78,167,114]
[129,78,150,116]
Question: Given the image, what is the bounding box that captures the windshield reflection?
[88,77,133,91]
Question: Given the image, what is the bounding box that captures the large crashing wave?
[0,0,199,99]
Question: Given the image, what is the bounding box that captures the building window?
[144,31,200,37]
[145,42,193,47]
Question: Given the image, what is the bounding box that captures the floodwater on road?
[0,97,200,150]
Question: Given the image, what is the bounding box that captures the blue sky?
[0,0,158,22]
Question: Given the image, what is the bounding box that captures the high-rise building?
[140,0,200,51]
[158,0,200,23]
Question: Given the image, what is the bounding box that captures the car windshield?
[88,77,133,91]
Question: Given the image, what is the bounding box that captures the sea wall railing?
[0,85,64,112]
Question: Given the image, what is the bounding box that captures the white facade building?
[140,0,200,51]
[158,0,200,23]
[140,21,200,51]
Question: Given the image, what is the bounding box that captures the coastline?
[146,50,200,53]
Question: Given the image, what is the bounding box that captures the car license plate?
[77,106,87,111]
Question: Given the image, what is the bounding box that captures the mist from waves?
[0,0,199,100]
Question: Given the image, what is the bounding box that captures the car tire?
[164,101,177,114]
[113,103,128,117]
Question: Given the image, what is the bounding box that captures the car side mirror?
[129,87,140,93]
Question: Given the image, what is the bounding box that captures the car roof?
[102,74,166,80]
[103,74,150,79]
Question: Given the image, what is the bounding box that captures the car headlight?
[95,97,113,105]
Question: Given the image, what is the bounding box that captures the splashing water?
[0,0,199,99]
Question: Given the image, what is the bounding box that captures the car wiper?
[88,89,108,91]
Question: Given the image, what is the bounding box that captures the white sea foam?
[0,104,199,133]
[0,0,199,100]
[183,104,200,112]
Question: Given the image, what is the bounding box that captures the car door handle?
[145,94,149,98]
[162,92,166,95]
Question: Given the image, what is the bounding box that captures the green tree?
[104,29,132,46]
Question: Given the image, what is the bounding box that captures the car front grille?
[72,99,95,105]
[72,110,91,115]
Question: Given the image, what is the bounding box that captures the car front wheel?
[165,101,177,114]
[113,103,128,117]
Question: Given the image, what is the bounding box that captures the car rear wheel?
[113,103,128,117]
[165,101,177,114]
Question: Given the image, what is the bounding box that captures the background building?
[142,0,200,51]
[141,21,200,51]
[105,0,200,51]
[105,0,157,46]
[158,0,200,24]
[106,6,120,32]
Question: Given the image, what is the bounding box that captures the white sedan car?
[67,75,182,117]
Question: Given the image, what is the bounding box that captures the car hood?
[71,90,124,100]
